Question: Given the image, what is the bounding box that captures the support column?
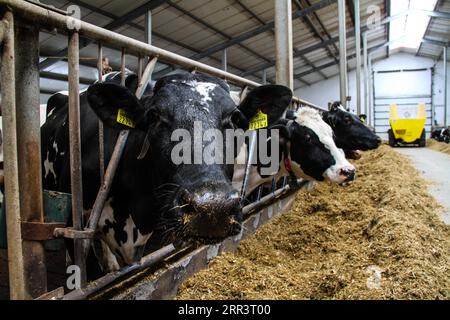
[363,32,369,117]
[355,0,362,115]
[444,46,448,127]
[14,18,47,298]
[338,0,348,106]
[274,0,293,89]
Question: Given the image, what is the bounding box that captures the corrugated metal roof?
[36,0,447,95]
[417,0,450,61]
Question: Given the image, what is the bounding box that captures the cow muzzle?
[324,164,356,185]
[178,187,242,244]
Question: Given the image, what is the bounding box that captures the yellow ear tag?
[116,108,135,128]
[249,109,268,130]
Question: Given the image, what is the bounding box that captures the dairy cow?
[41,72,293,272]
[321,102,382,158]
[232,106,357,196]
[431,128,449,143]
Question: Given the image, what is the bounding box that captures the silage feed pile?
[177,145,450,300]
[427,139,450,156]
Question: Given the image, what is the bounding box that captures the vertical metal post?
[262,69,267,84]
[145,10,152,46]
[144,10,152,71]
[222,48,227,72]
[368,57,374,127]
[121,47,126,85]
[68,31,86,286]
[97,43,105,184]
[363,32,369,117]
[1,10,26,300]
[431,68,435,127]
[274,0,293,89]
[338,0,348,106]
[14,17,47,298]
[444,46,448,127]
[355,0,362,115]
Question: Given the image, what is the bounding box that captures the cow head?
[322,103,381,151]
[87,74,291,244]
[282,107,356,184]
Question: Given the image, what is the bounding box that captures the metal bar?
[368,58,374,127]
[363,33,368,116]
[121,48,126,86]
[63,244,176,300]
[275,0,294,89]
[1,10,27,300]
[444,46,448,127]
[222,48,227,72]
[385,0,390,58]
[338,0,348,106]
[14,16,47,298]
[355,0,362,115]
[431,67,435,126]
[68,30,86,286]
[136,56,158,98]
[98,43,105,184]
[145,10,152,46]
[262,69,267,84]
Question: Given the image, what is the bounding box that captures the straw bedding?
[177,145,450,299]
[427,139,450,156]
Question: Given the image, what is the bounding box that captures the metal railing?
[0,0,324,300]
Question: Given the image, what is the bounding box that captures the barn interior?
[0,0,449,301]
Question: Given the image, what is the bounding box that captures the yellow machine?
[388,103,426,147]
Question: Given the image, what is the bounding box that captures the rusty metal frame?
[0,0,325,300]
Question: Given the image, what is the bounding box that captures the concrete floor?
[396,147,450,225]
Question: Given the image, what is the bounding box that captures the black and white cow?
[41,72,292,272]
[232,106,357,196]
[321,102,382,158]
[431,128,450,143]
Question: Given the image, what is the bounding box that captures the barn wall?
[294,52,450,139]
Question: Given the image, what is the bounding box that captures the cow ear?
[235,85,292,129]
[87,83,148,131]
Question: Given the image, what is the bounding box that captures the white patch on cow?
[52,141,58,155]
[43,151,56,181]
[294,107,354,184]
[99,239,120,272]
[97,199,151,268]
[97,199,120,270]
[229,91,241,105]
[191,81,217,107]
[47,107,55,118]
[120,215,151,265]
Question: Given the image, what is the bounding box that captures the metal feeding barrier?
[0,0,324,300]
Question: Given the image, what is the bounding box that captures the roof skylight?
[389,0,438,51]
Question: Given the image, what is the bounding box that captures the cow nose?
[376,136,382,145]
[340,167,356,182]
[180,189,242,241]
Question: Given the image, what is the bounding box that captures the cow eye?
[344,116,352,125]
[305,134,311,143]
